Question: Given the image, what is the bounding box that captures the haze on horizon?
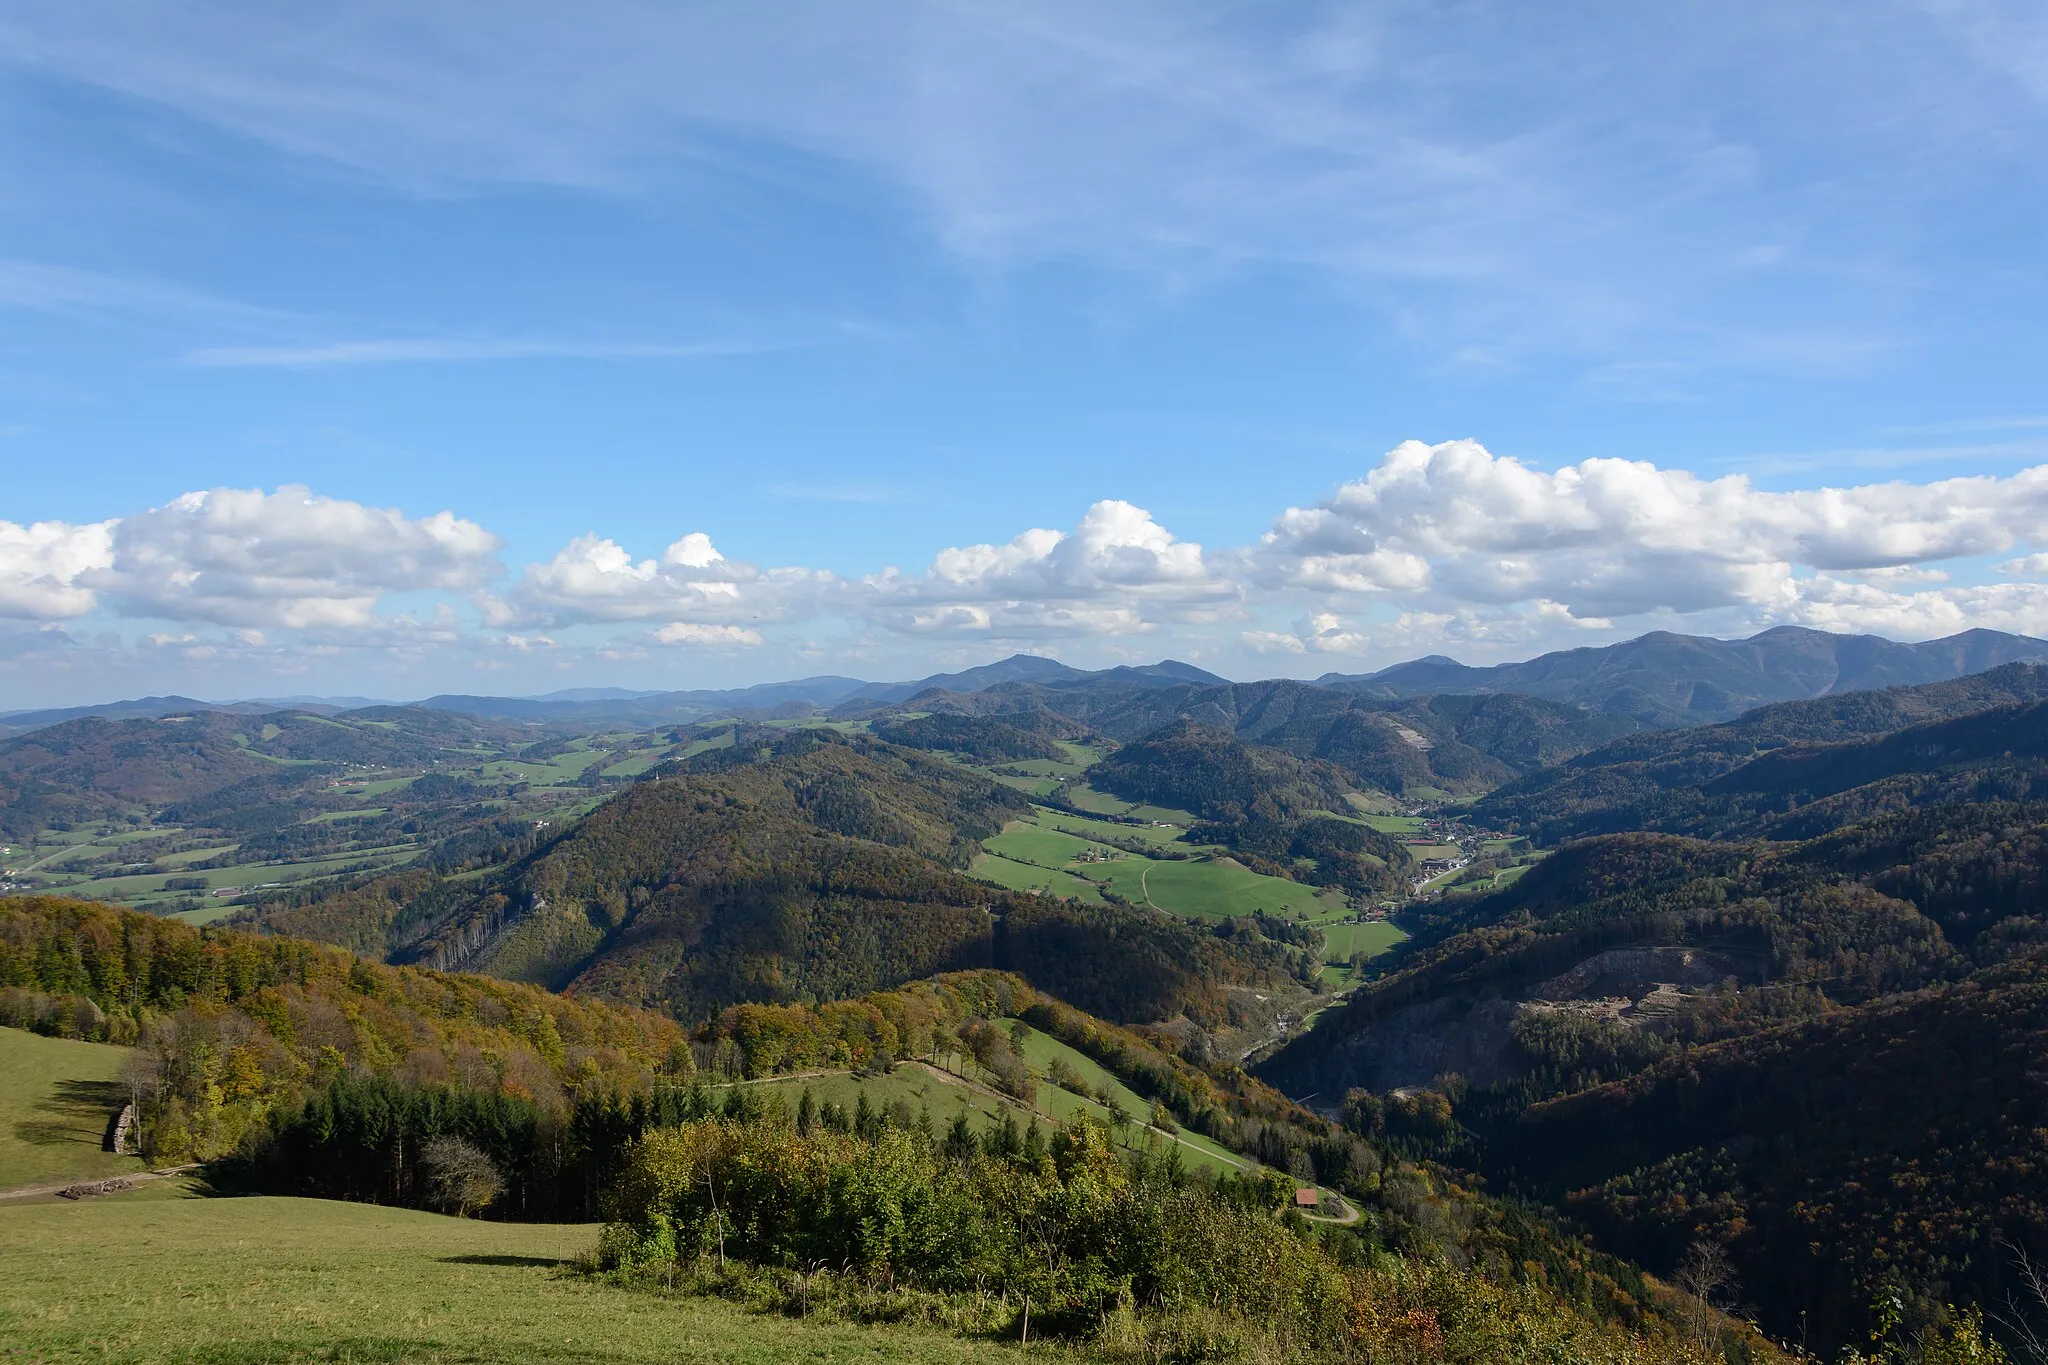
[3,2,2048,709]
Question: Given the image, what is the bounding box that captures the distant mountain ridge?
[1318,625,2048,724]
[9,626,2046,738]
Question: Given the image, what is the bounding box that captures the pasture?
[0,1185,1014,1364]
[0,1028,144,1191]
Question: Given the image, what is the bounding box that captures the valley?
[8,631,2048,1361]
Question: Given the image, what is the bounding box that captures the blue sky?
[4,2,2048,706]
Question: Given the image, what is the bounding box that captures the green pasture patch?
[990,773,1061,798]
[74,845,420,904]
[1121,802,1198,826]
[981,819,1111,868]
[1056,781,1133,816]
[1082,854,1341,920]
[0,1028,145,1191]
[1000,757,1088,777]
[740,1046,1251,1181]
[306,807,384,824]
[1320,919,1409,963]
[0,1189,1012,1364]
[966,852,1106,904]
[1358,813,1425,834]
[353,775,422,797]
[1055,741,1106,766]
[678,731,737,758]
[149,843,238,869]
[1033,808,1187,848]
[1007,1024,1150,1117]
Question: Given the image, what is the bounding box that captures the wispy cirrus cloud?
[185,336,776,368]
[5,1,2024,373]
[0,258,290,328]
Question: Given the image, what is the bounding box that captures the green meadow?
[0,1186,1017,1364]
[0,1028,146,1191]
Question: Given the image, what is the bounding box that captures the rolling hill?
[1474,663,2048,842]
[247,729,1306,1028]
[1256,792,2048,1353]
[1319,624,2048,725]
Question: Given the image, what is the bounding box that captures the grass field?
[982,820,1108,868]
[1318,919,1409,963]
[1353,811,1424,834]
[734,1039,1254,1181]
[0,1028,145,1190]
[1033,809,1186,847]
[0,1185,1020,1364]
[1049,782,1195,826]
[965,851,1108,903]
[1083,854,1343,919]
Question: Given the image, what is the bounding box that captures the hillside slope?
[1320,625,2048,725]
[918,677,1635,796]
[1256,800,2048,1352]
[252,730,1303,1027]
[1476,664,2048,841]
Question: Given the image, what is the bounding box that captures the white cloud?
[1241,629,1306,654]
[865,499,1237,638]
[1258,439,2048,624]
[186,337,761,368]
[512,531,833,628]
[1765,576,2048,638]
[0,518,115,619]
[95,486,501,628]
[653,622,766,648]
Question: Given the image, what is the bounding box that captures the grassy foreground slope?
[0,1027,145,1189]
[0,1184,1012,1364]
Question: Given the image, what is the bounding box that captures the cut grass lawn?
[0,1184,1019,1364]
[0,1027,145,1190]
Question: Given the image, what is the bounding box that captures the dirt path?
[1306,1195,1362,1226]
[0,1165,200,1205]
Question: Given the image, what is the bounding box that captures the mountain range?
[12,625,2045,739]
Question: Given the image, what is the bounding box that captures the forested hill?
[1317,624,2048,725]
[0,704,539,839]
[1088,719,1349,821]
[246,729,1305,1027]
[1255,798,2048,1352]
[1475,663,2048,841]
[868,709,1087,762]
[907,675,1637,795]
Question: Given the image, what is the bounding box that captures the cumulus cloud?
[1258,439,2048,625]
[512,531,832,630]
[653,622,766,647]
[866,500,1237,638]
[0,518,115,619]
[95,486,500,628]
